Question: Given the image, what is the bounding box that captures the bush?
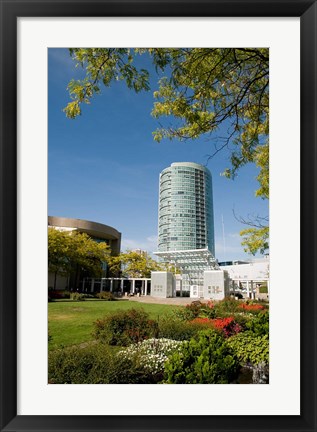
[48,290,70,300]
[93,308,158,346]
[198,301,216,319]
[95,291,116,301]
[245,311,269,336]
[70,292,85,301]
[164,329,239,384]
[158,316,209,341]
[48,343,154,384]
[227,332,269,366]
[173,302,203,321]
[212,297,241,316]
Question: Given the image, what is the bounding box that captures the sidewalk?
[123,295,200,306]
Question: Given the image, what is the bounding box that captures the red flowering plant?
[238,303,265,312]
[212,317,242,337]
[191,316,242,338]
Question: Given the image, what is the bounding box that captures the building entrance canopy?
[154,248,219,274]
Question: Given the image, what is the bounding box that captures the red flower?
[190,316,242,337]
[238,303,264,311]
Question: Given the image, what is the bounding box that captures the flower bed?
[119,338,184,376]
[190,316,242,337]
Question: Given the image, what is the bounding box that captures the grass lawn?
[48,299,179,350]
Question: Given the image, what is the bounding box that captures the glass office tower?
[158,162,215,256]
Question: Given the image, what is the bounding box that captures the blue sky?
[48,48,268,262]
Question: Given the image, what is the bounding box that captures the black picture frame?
[0,1,316,431]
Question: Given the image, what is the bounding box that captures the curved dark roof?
[48,216,121,241]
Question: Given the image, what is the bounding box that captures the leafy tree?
[48,228,110,289]
[48,228,73,288]
[64,48,269,255]
[107,250,163,278]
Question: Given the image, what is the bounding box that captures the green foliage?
[240,225,269,256]
[93,308,158,346]
[64,48,268,191]
[48,228,111,283]
[213,297,241,316]
[227,332,269,366]
[64,48,150,120]
[48,343,153,384]
[64,48,269,255]
[48,229,74,278]
[95,291,116,301]
[245,311,269,336]
[173,301,218,321]
[107,249,162,278]
[158,315,208,341]
[164,329,239,384]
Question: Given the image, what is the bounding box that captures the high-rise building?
[158,162,215,256]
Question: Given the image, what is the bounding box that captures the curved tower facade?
[158,162,215,256]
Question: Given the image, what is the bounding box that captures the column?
[246,280,250,298]
[144,280,148,296]
[91,278,94,293]
[132,279,135,294]
[120,279,124,294]
[82,278,85,292]
[251,280,254,299]
[100,278,103,293]
[110,278,113,293]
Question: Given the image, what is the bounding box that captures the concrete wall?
[48,216,121,255]
[221,260,269,281]
[203,270,230,300]
[151,272,175,298]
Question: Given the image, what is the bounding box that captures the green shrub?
[48,343,154,384]
[164,329,239,384]
[198,302,216,319]
[70,292,85,301]
[228,313,251,330]
[95,291,116,301]
[93,308,158,346]
[173,302,203,321]
[213,297,240,316]
[245,311,269,336]
[227,332,269,366]
[158,316,208,341]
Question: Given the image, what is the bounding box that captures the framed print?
[0,0,316,431]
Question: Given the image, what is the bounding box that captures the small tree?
[48,228,73,289]
[107,250,162,278]
[48,228,110,289]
